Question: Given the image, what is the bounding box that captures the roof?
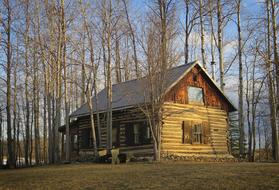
[70,61,236,117]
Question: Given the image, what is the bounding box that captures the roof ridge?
[111,61,197,87]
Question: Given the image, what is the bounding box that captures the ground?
[0,162,279,190]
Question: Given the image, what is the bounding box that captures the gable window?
[188,86,204,105]
[182,120,210,144]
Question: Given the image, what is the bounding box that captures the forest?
[0,0,278,169]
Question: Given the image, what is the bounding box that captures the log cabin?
[59,61,237,160]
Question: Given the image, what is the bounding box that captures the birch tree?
[217,0,224,91]
[236,0,245,158]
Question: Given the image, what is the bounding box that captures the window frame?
[192,123,203,144]
[187,86,204,105]
[182,120,209,145]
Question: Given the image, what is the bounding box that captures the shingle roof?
[70,61,236,117]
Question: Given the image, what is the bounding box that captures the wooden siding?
[161,102,230,156]
[165,65,230,112]
[76,108,153,157]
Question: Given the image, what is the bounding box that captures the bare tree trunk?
[3,0,15,168]
[54,1,63,163]
[257,116,261,161]
[199,0,206,69]
[270,0,279,162]
[122,0,140,78]
[104,0,113,151]
[24,0,30,165]
[81,35,86,105]
[44,0,54,164]
[0,107,3,166]
[217,0,225,91]
[13,37,19,165]
[115,33,122,83]
[265,0,276,162]
[251,59,256,162]
[84,12,102,147]
[34,1,41,165]
[61,0,70,162]
[43,74,47,164]
[245,65,252,161]
[87,90,98,156]
[209,0,216,79]
[237,0,245,158]
[184,0,189,64]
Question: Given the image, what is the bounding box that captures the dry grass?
[0,162,279,190]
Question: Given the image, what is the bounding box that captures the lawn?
[0,162,279,190]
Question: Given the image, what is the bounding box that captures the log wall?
[76,108,154,157]
[161,102,231,157]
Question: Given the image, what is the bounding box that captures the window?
[182,121,210,144]
[192,124,203,144]
[71,134,78,150]
[125,122,151,146]
[112,127,120,147]
[133,124,140,144]
[188,86,204,105]
[80,128,91,149]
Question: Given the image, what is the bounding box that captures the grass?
[0,162,279,190]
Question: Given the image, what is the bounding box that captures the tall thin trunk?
[34,1,41,165]
[217,0,224,91]
[81,7,86,105]
[0,107,3,166]
[199,0,206,69]
[61,0,70,162]
[209,0,215,79]
[257,117,261,161]
[251,59,256,162]
[44,0,54,164]
[184,0,189,64]
[24,0,30,166]
[115,33,122,83]
[81,37,86,105]
[270,0,279,162]
[122,0,140,78]
[43,76,47,164]
[13,35,20,165]
[245,63,252,161]
[237,0,245,158]
[106,0,113,151]
[4,0,15,168]
[54,1,62,163]
[84,15,102,147]
[87,91,98,156]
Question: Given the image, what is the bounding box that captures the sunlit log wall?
[161,102,230,157]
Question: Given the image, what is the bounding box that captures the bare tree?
[236,0,245,158]
[23,0,31,166]
[209,0,216,79]
[270,0,279,162]
[122,0,140,78]
[183,0,199,64]
[140,0,177,161]
[0,106,3,166]
[217,0,224,90]
[2,0,15,168]
[198,0,206,69]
